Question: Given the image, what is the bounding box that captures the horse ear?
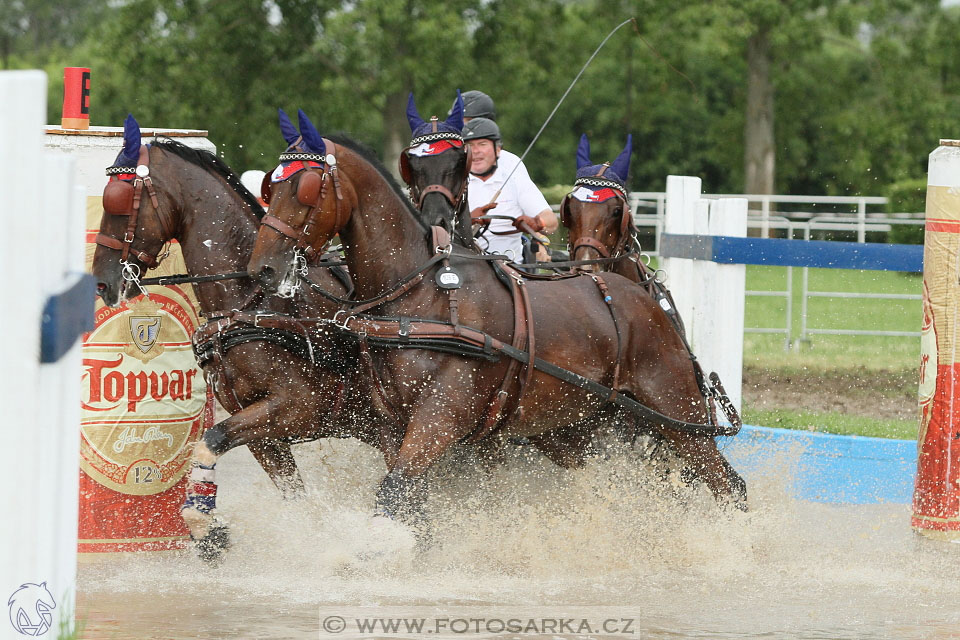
[445,90,464,131]
[609,134,632,180]
[406,93,426,133]
[122,114,141,161]
[297,109,326,155]
[576,133,591,170]
[278,108,300,145]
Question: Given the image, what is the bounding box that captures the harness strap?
[326,314,738,437]
[572,236,611,259]
[417,184,459,209]
[358,333,405,426]
[470,271,530,442]
[589,274,621,400]
[261,214,302,240]
[192,318,244,414]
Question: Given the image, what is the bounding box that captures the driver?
[462,117,557,261]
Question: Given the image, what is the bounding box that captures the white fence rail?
[621,191,923,347]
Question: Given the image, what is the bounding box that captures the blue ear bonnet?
[407,91,465,145]
[110,113,142,169]
[575,164,626,187]
[574,133,632,189]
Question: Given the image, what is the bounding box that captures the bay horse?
[398,91,473,247]
[247,109,746,525]
[91,115,383,563]
[560,134,686,335]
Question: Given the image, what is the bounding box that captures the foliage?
[885,178,926,244]
[5,0,960,196]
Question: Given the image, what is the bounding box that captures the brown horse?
[248,110,746,524]
[560,134,686,335]
[91,115,382,562]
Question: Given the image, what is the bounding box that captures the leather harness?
[261,140,738,437]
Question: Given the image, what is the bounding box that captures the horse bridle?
[561,166,633,261]
[97,145,178,269]
[258,138,345,264]
[398,122,471,213]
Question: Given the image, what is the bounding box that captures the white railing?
[624,191,923,348]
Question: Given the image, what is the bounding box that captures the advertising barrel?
[913,139,960,540]
[45,125,215,554]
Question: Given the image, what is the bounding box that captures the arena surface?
[77,436,960,639]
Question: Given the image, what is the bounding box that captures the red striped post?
[61,67,91,129]
[913,139,960,540]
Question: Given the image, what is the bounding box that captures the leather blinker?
[260,171,273,205]
[398,152,413,187]
[560,194,572,228]
[103,178,135,215]
[296,170,323,206]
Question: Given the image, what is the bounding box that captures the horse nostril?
[96,282,106,294]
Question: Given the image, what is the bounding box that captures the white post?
[702,198,747,412]
[662,175,703,328]
[0,70,78,638]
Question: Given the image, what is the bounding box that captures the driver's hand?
[470,202,498,221]
[513,214,545,233]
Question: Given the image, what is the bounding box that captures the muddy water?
[77,437,960,639]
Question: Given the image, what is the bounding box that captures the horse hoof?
[192,521,231,566]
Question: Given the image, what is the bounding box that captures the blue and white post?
[661,176,748,414]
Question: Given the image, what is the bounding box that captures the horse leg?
[247,439,305,499]
[658,429,748,510]
[374,371,474,528]
[182,394,294,564]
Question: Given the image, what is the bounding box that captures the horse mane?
[151,137,265,221]
[324,133,427,232]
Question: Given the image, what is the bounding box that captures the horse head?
[560,133,633,271]
[250,108,362,292]
[399,91,472,244]
[92,114,180,306]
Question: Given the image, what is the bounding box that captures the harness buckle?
[254,312,276,327]
[332,309,354,331]
[123,231,135,244]
[436,243,452,256]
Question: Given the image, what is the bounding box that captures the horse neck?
[337,153,433,300]
[610,258,642,282]
[160,155,262,313]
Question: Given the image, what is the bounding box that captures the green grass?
[740,265,921,438]
[744,265,921,365]
[742,408,917,440]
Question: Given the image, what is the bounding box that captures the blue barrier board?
[660,234,924,272]
[719,425,916,504]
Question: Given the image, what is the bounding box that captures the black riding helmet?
[461,117,501,143]
[452,90,496,121]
